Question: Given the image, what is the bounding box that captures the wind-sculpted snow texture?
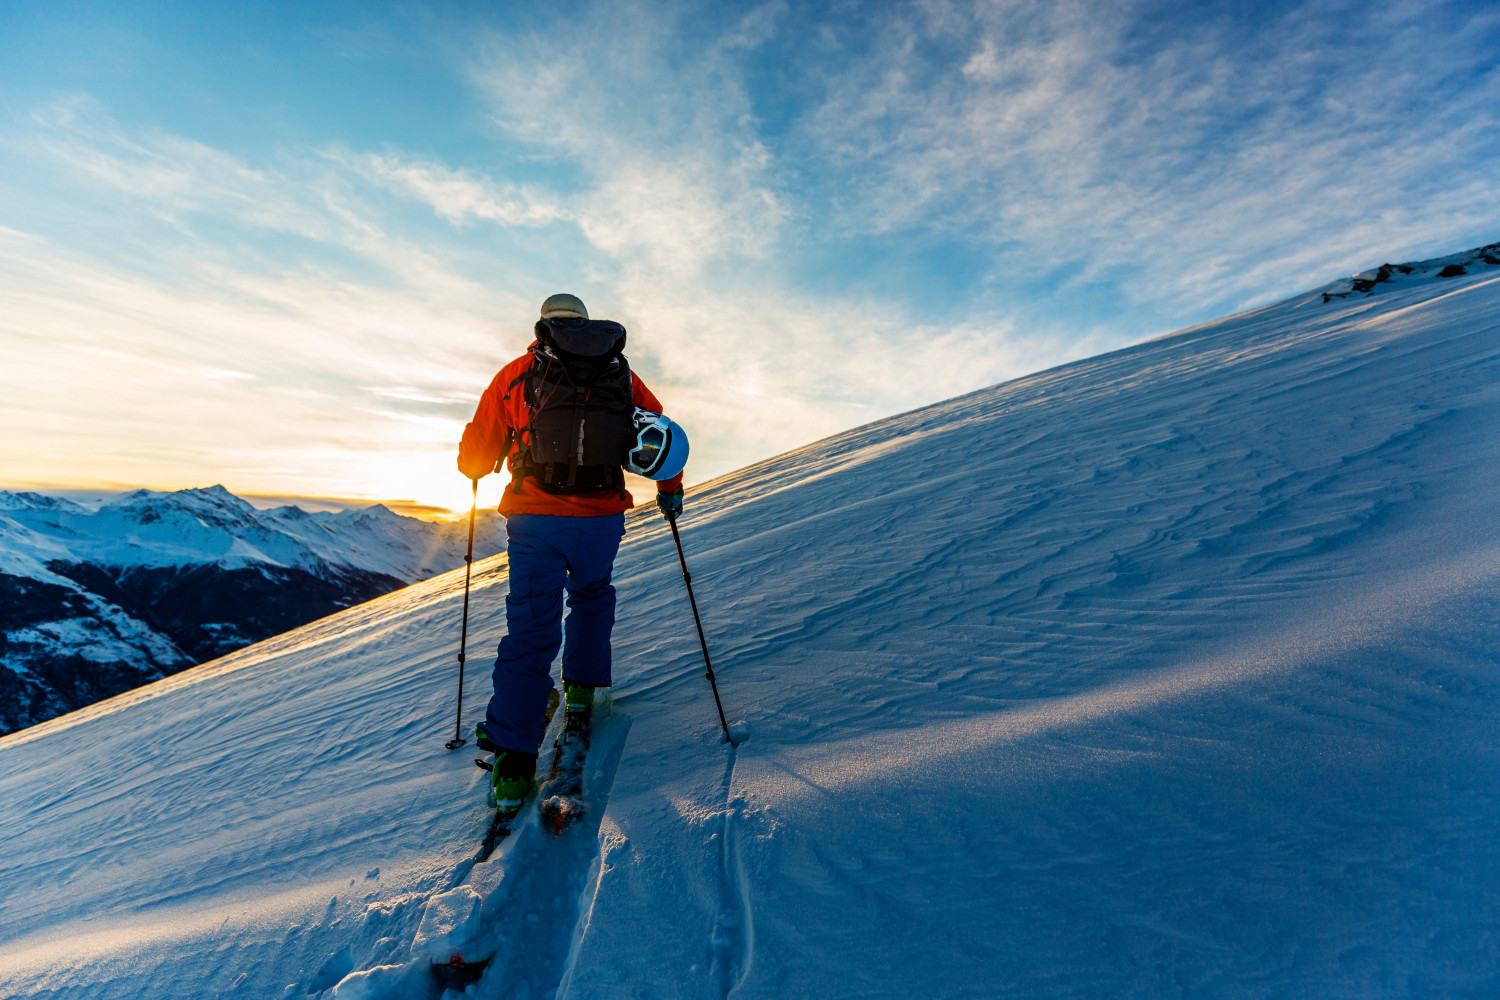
[2,247,1499,998]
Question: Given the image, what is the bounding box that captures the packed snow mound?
[1314,239,1500,302]
[3,252,1500,998]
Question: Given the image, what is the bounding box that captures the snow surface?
[2,253,1500,998]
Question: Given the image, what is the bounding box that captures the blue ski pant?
[484,513,625,755]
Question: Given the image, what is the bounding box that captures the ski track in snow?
[709,743,753,999]
[197,705,641,1000]
[469,709,633,1000]
[4,252,1500,998]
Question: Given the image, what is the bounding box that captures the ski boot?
[563,680,594,721]
[560,681,594,752]
[475,685,558,814]
[489,749,538,815]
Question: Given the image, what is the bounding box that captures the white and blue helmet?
[627,408,689,481]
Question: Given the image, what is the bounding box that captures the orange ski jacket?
[457,345,684,518]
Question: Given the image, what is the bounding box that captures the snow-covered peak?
[0,517,71,582]
[0,491,88,514]
[1,485,508,735]
[102,484,258,524]
[265,504,311,521]
[353,503,400,520]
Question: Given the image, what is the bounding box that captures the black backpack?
[507,317,634,496]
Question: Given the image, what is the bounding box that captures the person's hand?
[657,486,684,520]
[457,455,491,480]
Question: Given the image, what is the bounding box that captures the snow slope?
[2,246,1499,998]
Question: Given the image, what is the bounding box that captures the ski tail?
[537,701,596,835]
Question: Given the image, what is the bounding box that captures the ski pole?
[666,512,732,742]
[446,478,479,750]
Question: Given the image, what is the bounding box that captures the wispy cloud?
[459,0,1500,386]
[788,0,1500,306]
[0,229,473,500]
[0,108,552,509]
[469,9,790,278]
[356,154,565,227]
[27,95,336,242]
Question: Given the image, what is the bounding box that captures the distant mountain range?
[0,485,503,735]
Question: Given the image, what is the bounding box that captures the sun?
[356,450,502,521]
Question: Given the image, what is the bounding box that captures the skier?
[457,292,688,817]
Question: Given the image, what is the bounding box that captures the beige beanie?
[540,293,588,320]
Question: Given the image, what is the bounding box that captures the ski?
[477,798,518,862]
[538,705,593,836]
[433,691,577,984]
[431,953,488,990]
[473,753,523,861]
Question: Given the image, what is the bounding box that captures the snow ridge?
[0,484,501,581]
[1315,239,1500,302]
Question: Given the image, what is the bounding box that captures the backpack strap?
[508,350,545,494]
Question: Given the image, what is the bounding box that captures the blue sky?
[2,0,1496,513]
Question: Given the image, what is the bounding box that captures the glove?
[457,427,509,481]
[457,454,492,480]
[656,486,684,520]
